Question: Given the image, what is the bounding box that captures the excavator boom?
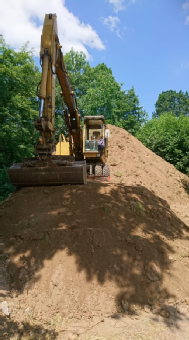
[7,13,86,186]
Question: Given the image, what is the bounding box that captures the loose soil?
[1,125,189,340]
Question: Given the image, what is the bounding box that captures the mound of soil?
[108,125,189,214]
[1,125,189,339]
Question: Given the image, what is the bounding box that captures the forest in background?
[1,41,189,201]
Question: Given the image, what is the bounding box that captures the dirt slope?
[1,125,189,340]
[108,125,189,224]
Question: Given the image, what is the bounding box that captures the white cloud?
[183,2,189,10]
[185,16,189,24]
[1,0,105,59]
[107,0,139,12]
[101,16,122,38]
[181,62,189,69]
[183,1,189,24]
[108,0,125,13]
[175,61,189,73]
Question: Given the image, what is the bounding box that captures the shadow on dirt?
[2,315,59,340]
[1,182,189,331]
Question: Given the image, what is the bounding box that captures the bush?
[136,113,189,175]
[0,169,15,202]
[1,40,40,201]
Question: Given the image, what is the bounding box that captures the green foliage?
[2,40,40,166]
[115,87,148,134]
[54,109,68,140]
[1,39,40,200]
[63,49,91,98]
[55,49,90,140]
[0,169,15,202]
[136,113,189,175]
[55,49,147,136]
[153,90,189,118]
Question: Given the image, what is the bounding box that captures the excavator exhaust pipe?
[7,157,87,187]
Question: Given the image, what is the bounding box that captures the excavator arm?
[7,14,87,186]
[35,13,83,160]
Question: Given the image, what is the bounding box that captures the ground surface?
[1,125,189,340]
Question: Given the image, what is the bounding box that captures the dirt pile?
[1,124,189,339]
[108,124,189,217]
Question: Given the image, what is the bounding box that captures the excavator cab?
[83,116,110,179]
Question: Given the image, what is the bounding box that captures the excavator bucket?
[7,156,87,187]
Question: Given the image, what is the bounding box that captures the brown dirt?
[1,124,189,340]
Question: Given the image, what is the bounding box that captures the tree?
[54,49,91,139]
[78,63,127,122]
[116,87,148,134]
[63,48,91,98]
[136,113,189,175]
[55,50,147,136]
[1,39,40,200]
[153,90,189,118]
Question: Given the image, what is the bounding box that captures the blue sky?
[1,0,189,117]
[66,0,189,116]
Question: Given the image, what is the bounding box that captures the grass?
[45,235,51,244]
[130,201,145,215]
[114,172,122,177]
[50,313,62,327]
[179,252,185,260]
[136,202,144,212]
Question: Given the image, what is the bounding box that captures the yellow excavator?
[7,14,110,186]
